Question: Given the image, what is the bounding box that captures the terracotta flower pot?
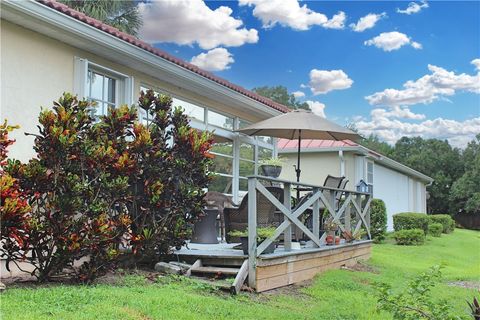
[335,236,341,245]
[326,234,334,245]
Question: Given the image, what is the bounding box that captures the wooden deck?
[173,240,372,292]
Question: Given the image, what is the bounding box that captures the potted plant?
[324,218,338,245]
[229,227,277,254]
[342,228,365,243]
[259,157,284,178]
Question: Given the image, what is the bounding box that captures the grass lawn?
[1,229,479,320]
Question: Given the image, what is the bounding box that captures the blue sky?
[139,0,480,147]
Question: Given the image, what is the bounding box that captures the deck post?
[344,192,351,232]
[365,194,371,237]
[283,182,292,251]
[312,188,320,244]
[247,177,257,288]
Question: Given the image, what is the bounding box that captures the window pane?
[211,139,233,156]
[239,143,255,161]
[208,110,234,130]
[258,147,273,161]
[208,175,232,194]
[239,159,255,177]
[367,173,373,184]
[105,76,116,103]
[258,136,274,144]
[238,119,251,129]
[174,97,204,122]
[211,154,233,175]
[239,178,248,192]
[90,72,103,100]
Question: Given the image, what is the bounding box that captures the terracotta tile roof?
[37,0,290,114]
[278,138,359,150]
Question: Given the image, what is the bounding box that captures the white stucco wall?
[279,151,356,190]
[1,20,271,162]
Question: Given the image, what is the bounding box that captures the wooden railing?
[247,175,372,287]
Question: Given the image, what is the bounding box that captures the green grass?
[1,229,479,320]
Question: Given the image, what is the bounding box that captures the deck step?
[191,266,240,275]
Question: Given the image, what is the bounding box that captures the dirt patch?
[259,279,314,299]
[341,261,380,274]
[447,281,480,290]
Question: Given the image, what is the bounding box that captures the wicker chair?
[224,186,284,243]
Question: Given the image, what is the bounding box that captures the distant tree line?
[360,134,480,217]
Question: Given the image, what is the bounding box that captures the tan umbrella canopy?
[237,109,361,185]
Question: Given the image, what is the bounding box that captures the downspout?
[339,150,345,177]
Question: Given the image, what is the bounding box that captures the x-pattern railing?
[247,175,372,287]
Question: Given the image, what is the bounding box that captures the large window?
[87,70,117,116]
[209,137,234,194]
[74,58,132,116]
[238,142,255,192]
[367,160,374,185]
[137,83,276,201]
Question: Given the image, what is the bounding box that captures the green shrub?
[393,229,425,245]
[393,212,429,234]
[428,214,455,234]
[370,199,387,242]
[428,223,443,237]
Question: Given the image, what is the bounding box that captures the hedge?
[428,223,443,237]
[393,229,425,245]
[393,212,429,234]
[370,199,387,242]
[428,214,455,234]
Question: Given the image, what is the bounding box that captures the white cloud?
[397,1,429,15]
[323,11,347,30]
[238,0,345,30]
[364,31,422,51]
[308,69,353,95]
[190,48,234,71]
[306,101,326,117]
[472,58,480,71]
[138,0,258,49]
[350,12,386,32]
[365,59,480,107]
[355,108,480,148]
[292,91,305,98]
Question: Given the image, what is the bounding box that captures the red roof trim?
[36,0,290,113]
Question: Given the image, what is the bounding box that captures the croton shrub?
[0,121,31,273]
[1,90,212,282]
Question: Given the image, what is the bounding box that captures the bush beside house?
[370,199,387,243]
[428,214,455,234]
[393,212,429,234]
[428,223,443,237]
[393,229,425,245]
[0,91,213,282]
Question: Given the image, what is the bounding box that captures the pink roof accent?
[278,138,358,150]
[37,0,290,114]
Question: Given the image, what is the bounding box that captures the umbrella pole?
[296,129,302,200]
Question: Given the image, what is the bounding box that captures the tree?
[450,134,480,215]
[252,86,310,110]
[391,137,464,214]
[59,0,142,36]
[359,134,394,157]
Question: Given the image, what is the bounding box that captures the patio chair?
[224,186,284,243]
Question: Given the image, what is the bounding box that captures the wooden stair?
[186,258,249,295]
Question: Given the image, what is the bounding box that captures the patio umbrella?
[236,109,360,184]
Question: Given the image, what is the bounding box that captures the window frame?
[366,160,374,186]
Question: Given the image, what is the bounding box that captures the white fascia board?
[1,0,281,119]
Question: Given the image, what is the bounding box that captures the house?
[1,1,375,289]
[278,139,434,231]
[0,0,290,204]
